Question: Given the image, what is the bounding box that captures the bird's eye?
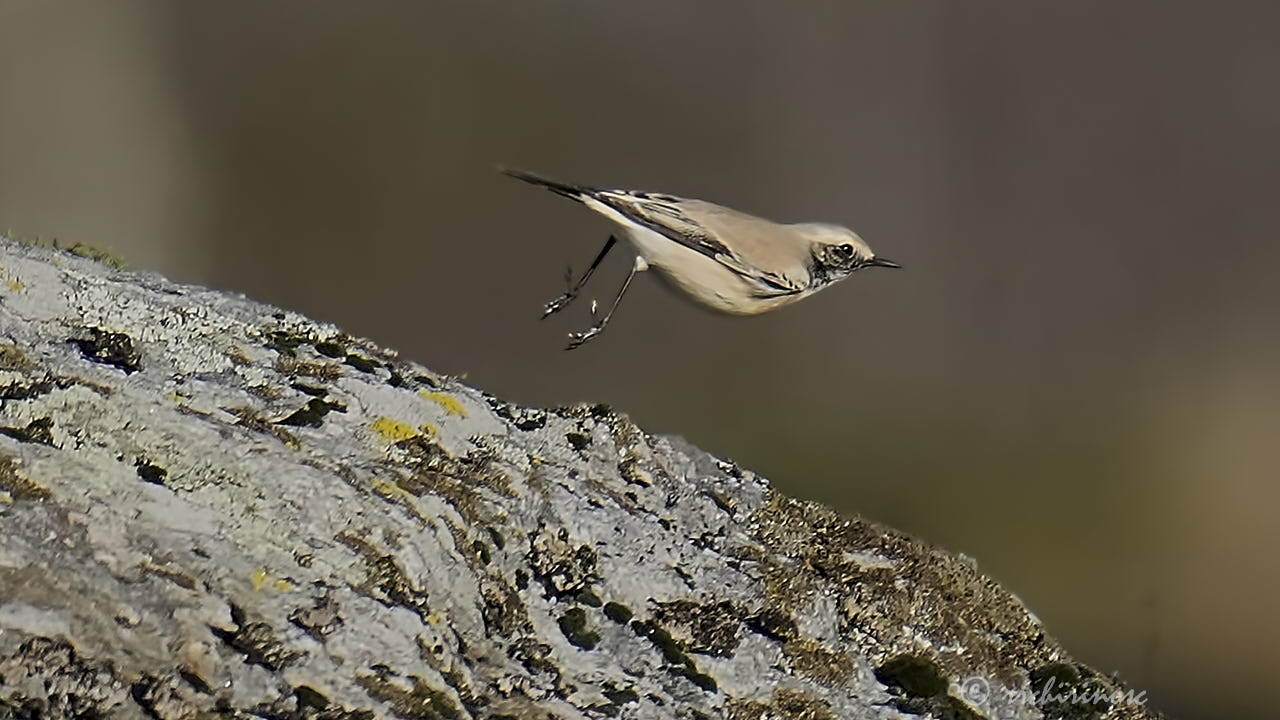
[836,243,855,258]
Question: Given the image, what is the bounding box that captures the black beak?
[865,257,902,269]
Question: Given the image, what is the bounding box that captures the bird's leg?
[565,256,640,350]
[543,235,618,318]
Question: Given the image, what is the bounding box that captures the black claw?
[542,269,582,318]
[565,326,603,350]
[542,293,575,318]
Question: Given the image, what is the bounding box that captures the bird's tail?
[498,166,598,201]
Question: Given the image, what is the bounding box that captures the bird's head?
[797,223,900,285]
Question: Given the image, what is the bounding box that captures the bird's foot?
[542,267,578,318]
[565,326,603,350]
[565,300,607,350]
[542,293,576,318]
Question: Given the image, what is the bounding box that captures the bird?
[501,167,900,349]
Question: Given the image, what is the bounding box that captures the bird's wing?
[594,191,809,298]
[499,168,811,297]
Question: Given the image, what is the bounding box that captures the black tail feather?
[498,166,597,201]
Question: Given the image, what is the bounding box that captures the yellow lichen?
[419,391,467,417]
[250,568,292,593]
[372,479,411,499]
[372,417,418,442]
[5,234,126,269]
[0,265,23,293]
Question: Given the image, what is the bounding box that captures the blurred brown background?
[3,2,1277,717]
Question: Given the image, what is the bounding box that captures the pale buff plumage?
[502,167,899,348]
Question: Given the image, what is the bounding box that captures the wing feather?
[501,168,811,298]
[593,190,807,297]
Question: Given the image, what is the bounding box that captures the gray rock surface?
[0,237,1159,719]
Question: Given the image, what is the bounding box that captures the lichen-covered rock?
[0,237,1159,720]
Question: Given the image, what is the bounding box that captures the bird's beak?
[865,257,902,269]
